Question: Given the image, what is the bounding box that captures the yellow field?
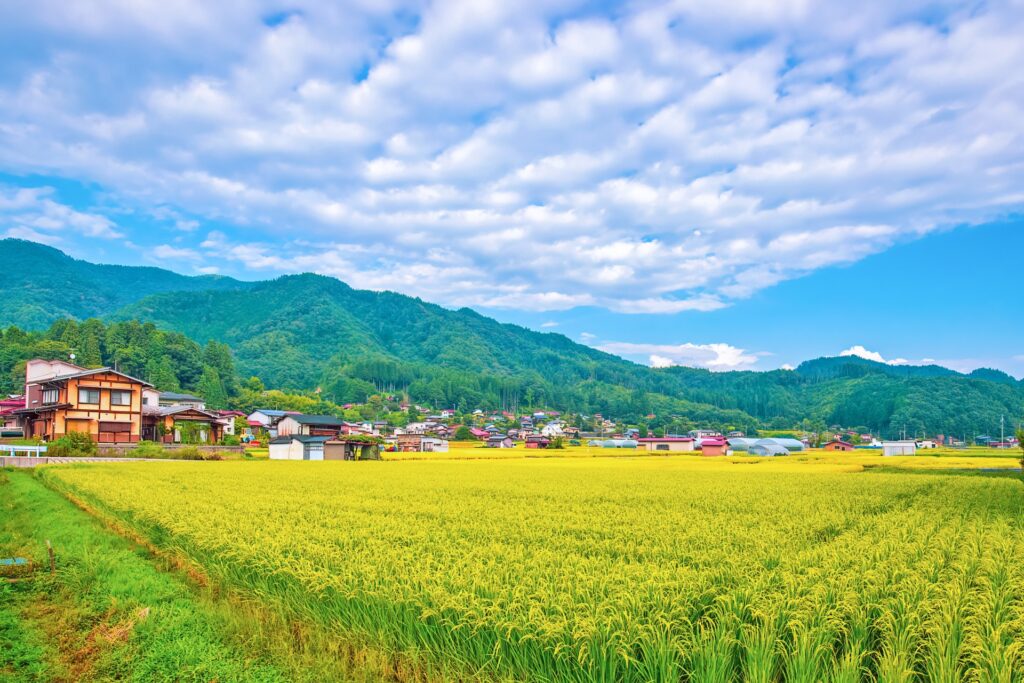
[41,457,1024,681]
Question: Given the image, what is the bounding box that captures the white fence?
[0,444,48,456]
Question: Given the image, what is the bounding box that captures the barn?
[822,440,856,452]
[637,437,694,452]
[699,438,728,456]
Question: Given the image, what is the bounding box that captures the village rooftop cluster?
[2,357,1017,462]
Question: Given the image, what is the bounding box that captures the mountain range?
[1,238,1020,438]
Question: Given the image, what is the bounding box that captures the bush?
[175,445,204,460]
[132,441,166,459]
[47,432,98,458]
[220,434,241,446]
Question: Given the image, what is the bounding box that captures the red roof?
[700,438,727,447]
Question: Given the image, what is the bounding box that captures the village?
[1,356,1016,462]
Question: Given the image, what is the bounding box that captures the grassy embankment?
[0,468,403,682]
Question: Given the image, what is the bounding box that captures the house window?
[110,390,132,406]
[42,388,59,404]
[79,388,100,405]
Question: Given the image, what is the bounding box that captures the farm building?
[396,434,449,452]
[700,438,728,456]
[269,435,328,460]
[748,443,789,456]
[726,437,758,452]
[754,438,805,452]
[637,437,694,452]
[486,435,514,448]
[823,440,856,452]
[525,435,551,449]
[276,414,344,437]
[141,404,225,443]
[324,437,380,461]
[882,441,917,456]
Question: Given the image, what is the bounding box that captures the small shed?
[269,435,328,461]
[882,440,917,456]
[700,438,728,456]
[748,443,789,456]
[324,437,380,461]
[525,435,551,449]
[823,440,855,452]
[637,437,694,453]
[486,435,514,448]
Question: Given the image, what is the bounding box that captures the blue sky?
[1,1,1022,375]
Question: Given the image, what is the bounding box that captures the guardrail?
[0,444,48,456]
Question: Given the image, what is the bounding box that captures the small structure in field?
[748,443,789,457]
[598,439,638,449]
[726,437,758,452]
[699,438,728,456]
[324,437,380,461]
[525,435,551,449]
[882,440,917,456]
[637,437,694,453]
[486,435,514,448]
[822,440,855,452]
[754,437,805,452]
[269,435,328,460]
[396,434,449,452]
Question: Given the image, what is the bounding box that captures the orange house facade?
[15,359,150,443]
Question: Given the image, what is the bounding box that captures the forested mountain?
[0,239,244,328]
[0,239,1020,437]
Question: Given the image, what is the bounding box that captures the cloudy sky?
[1,1,1022,375]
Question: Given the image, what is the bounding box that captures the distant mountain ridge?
[0,238,1020,437]
[0,239,246,328]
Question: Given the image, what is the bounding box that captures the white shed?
[268,435,327,460]
[882,440,917,456]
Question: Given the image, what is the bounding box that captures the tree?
[453,425,476,441]
[146,356,179,391]
[197,366,228,409]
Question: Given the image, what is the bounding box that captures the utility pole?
[1001,414,1005,448]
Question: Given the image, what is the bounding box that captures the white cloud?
[1,2,1023,312]
[840,345,938,367]
[540,321,559,328]
[597,341,762,370]
[152,244,201,261]
[0,185,122,240]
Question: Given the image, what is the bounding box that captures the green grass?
[0,468,399,682]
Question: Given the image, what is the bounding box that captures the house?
[269,435,328,460]
[540,422,564,438]
[637,437,695,453]
[699,438,728,456]
[726,430,745,438]
[822,440,855,452]
[469,427,489,439]
[525,435,550,449]
[0,395,25,437]
[396,434,449,452]
[882,440,917,456]
[247,409,295,437]
[216,410,246,436]
[689,429,722,440]
[142,403,226,443]
[916,439,938,449]
[486,434,514,448]
[276,414,344,437]
[14,359,150,443]
[158,391,206,409]
[748,443,789,456]
[440,409,455,419]
[324,437,381,461]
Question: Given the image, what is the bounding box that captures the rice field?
[41,458,1024,682]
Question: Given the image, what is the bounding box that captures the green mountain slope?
[0,238,245,327]
[0,240,1020,437]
